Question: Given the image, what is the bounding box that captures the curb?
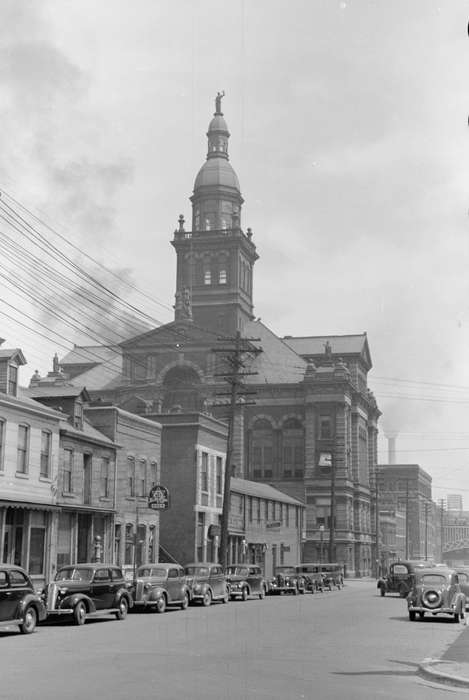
[418,658,469,689]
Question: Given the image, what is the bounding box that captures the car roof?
[0,564,30,573]
[141,562,182,570]
[57,563,121,570]
[185,562,219,567]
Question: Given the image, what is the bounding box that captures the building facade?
[59,95,381,577]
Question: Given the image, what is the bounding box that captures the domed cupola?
[191,92,244,232]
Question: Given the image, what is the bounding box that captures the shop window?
[137,525,146,567]
[148,526,156,563]
[29,527,45,575]
[125,524,134,565]
[17,424,29,474]
[197,511,205,562]
[114,524,122,566]
[40,431,52,478]
[57,512,73,567]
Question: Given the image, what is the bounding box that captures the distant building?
[377,464,435,560]
[447,494,463,512]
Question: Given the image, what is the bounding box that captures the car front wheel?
[20,605,37,634]
[259,586,266,600]
[156,596,166,614]
[180,593,189,610]
[241,587,248,602]
[202,590,212,607]
[74,601,87,626]
[380,587,385,597]
[222,587,229,604]
[115,597,128,620]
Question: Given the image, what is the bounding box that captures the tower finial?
[215,91,225,115]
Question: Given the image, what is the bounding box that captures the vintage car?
[407,567,466,622]
[225,564,267,601]
[44,564,132,625]
[184,563,229,606]
[321,563,344,590]
[0,565,47,634]
[452,567,469,609]
[269,566,306,595]
[377,560,435,598]
[131,563,190,613]
[295,563,326,593]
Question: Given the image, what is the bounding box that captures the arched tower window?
[250,418,274,480]
[281,418,304,479]
[162,366,202,412]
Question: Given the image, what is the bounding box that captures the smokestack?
[386,432,398,464]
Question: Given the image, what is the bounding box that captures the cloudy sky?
[1,0,468,504]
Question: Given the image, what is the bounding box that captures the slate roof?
[60,345,121,367]
[240,320,307,384]
[282,333,372,369]
[26,385,88,399]
[60,417,118,446]
[3,390,64,419]
[230,477,304,506]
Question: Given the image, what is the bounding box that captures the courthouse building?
[60,95,381,576]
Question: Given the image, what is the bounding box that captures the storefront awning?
[0,499,61,512]
[59,503,116,514]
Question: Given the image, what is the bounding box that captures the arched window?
[281,418,304,479]
[162,366,202,412]
[250,419,274,479]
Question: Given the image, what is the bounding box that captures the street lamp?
[319,525,325,564]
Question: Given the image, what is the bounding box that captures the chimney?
[386,432,398,464]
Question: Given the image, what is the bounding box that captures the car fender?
[63,593,96,613]
[148,586,165,602]
[115,587,133,609]
[17,593,45,619]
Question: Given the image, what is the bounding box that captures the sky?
[0,0,468,505]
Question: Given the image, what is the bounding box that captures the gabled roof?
[60,417,118,446]
[0,348,26,365]
[119,319,216,349]
[282,333,372,370]
[241,320,307,384]
[60,345,121,367]
[231,477,304,506]
[25,385,90,401]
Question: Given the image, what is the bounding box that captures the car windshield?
[55,567,93,582]
[419,574,447,585]
[137,567,168,578]
[185,566,209,576]
[392,564,410,575]
[227,566,249,577]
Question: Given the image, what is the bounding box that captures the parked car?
[321,563,344,590]
[225,564,266,601]
[407,567,466,622]
[131,563,190,613]
[44,564,132,625]
[184,563,229,606]
[269,566,305,595]
[0,565,47,634]
[294,563,326,593]
[377,560,435,598]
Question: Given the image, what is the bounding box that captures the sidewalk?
[419,625,469,688]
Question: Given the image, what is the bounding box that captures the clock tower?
[172,93,258,335]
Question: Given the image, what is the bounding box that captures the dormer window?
[8,365,18,396]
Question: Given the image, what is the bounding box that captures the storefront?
[0,500,60,590]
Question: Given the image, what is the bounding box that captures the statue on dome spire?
[215,91,225,115]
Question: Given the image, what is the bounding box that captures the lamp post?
[319,525,325,564]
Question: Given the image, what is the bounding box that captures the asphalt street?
[0,580,467,700]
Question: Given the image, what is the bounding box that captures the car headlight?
[193,584,202,593]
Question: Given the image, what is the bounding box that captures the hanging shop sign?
[148,484,170,511]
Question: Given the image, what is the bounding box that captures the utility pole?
[405,480,409,559]
[328,455,336,564]
[213,331,262,570]
[424,501,429,560]
[438,498,445,562]
[375,469,380,579]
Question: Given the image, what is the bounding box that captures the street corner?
[418,658,469,689]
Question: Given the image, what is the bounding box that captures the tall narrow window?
[8,365,18,396]
[40,431,51,478]
[128,457,135,497]
[63,449,73,492]
[138,459,146,497]
[0,419,5,470]
[150,461,158,487]
[216,456,223,495]
[100,457,110,498]
[74,402,83,430]
[201,452,208,492]
[219,269,227,284]
[17,425,29,474]
[204,269,211,285]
